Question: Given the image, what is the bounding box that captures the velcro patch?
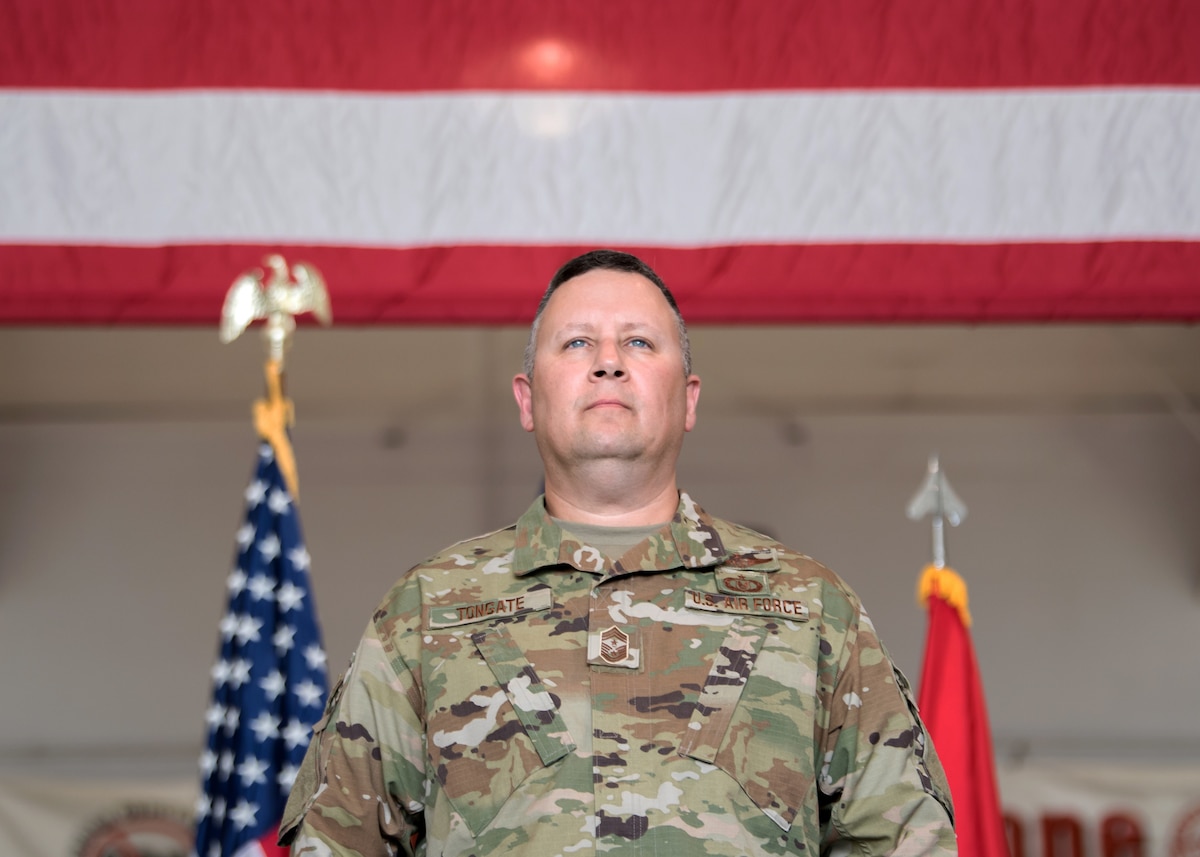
[716,569,769,595]
[426,588,554,628]
[586,624,641,669]
[721,548,780,571]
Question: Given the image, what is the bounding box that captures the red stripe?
[2,242,1198,325]
[3,0,1199,91]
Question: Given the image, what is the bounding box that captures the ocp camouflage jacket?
[281,493,956,857]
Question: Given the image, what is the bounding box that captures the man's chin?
[572,441,644,463]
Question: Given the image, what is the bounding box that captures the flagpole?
[195,256,332,857]
[908,456,1010,857]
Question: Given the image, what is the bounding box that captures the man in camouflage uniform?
[281,250,956,856]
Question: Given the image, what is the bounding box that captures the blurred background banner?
[2,0,1199,325]
[0,776,194,857]
[997,762,1200,857]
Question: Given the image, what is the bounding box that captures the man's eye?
[565,338,588,348]
[627,338,651,348]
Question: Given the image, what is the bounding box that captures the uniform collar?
[512,491,726,578]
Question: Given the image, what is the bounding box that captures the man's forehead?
[544,271,671,315]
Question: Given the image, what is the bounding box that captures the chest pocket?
[425,620,575,836]
[677,606,820,835]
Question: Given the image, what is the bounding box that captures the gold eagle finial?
[219,254,332,364]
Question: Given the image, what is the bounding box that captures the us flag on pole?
[195,441,328,857]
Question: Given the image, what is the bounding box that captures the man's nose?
[591,341,626,378]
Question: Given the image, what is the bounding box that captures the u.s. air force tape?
[426,588,554,628]
[684,588,809,620]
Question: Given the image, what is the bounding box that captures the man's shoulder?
[419,524,522,570]
[372,524,522,613]
[711,517,833,577]
[709,516,864,610]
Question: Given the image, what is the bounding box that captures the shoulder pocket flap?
[472,624,575,765]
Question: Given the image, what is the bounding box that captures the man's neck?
[542,471,680,527]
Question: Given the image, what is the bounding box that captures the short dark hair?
[523,249,692,377]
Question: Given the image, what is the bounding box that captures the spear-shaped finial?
[905,454,968,569]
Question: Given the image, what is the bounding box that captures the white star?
[210,660,231,685]
[195,791,212,819]
[229,799,259,830]
[211,796,226,824]
[234,615,263,645]
[218,751,235,779]
[199,749,217,776]
[283,718,311,749]
[276,582,305,612]
[288,546,311,570]
[235,524,255,548]
[237,755,269,787]
[219,612,240,640]
[259,443,274,462]
[245,480,268,507]
[268,487,292,514]
[260,669,286,701]
[226,568,248,595]
[208,841,221,857]
[204,703,226,730]
[259,533,281,561]
[278,762,299,791]
[273,624,296,654]
[222,707,240,734]
[303,644,327,672]
[228,658,252,689]
[247,573,275,601]
[250,710,281,742]
[294,679,324,708]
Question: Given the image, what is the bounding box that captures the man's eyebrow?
[553,321,663,336]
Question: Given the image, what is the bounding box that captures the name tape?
[684,588,809,620]
[426,587,554,628]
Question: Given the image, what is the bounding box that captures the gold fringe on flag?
[917,564,972,627]
[253,358,300,499]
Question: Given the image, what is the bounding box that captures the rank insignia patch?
[587,624,640,668]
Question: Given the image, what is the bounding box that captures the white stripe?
[2,89,1198,244]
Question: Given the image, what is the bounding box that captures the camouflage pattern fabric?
[281,493,956,856]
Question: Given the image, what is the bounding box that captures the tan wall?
[2,405,1198,778]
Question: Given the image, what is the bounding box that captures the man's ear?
[683,374,701,432]
[513,374,535,432]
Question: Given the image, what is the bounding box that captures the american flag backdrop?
[196,441,327,857]
[2,0,1199,325]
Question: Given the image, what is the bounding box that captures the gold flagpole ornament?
[219,254,332,365]
[220,255,332,499]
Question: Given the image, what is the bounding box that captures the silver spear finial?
[905,453,968,568]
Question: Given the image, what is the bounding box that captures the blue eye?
[565,338,588,349]
[628,338,651,348]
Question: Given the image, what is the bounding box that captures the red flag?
[918,565,1009,857]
